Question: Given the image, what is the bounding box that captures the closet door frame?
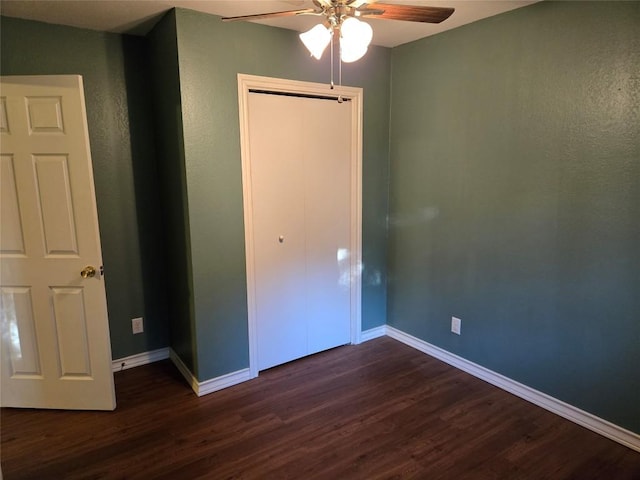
[237,74,363,379]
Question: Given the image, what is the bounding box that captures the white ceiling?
[0,0,538,48]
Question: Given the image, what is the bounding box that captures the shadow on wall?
[121,35,169,351]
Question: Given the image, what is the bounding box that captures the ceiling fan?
[222,1,455,64]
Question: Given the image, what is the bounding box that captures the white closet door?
[304,97,351,356]
[249,93,308,370]
[248,92,351,371]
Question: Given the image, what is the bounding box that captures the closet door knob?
[278,235,284,243]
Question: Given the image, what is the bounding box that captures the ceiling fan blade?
[347,0,371,7]
[358,3,455,24]
[221,8,318,22]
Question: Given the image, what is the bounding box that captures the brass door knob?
[80,265,96,278]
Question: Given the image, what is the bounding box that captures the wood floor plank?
[2,337,639,479]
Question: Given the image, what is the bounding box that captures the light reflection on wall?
[365,269,382,286]
[337,247,363,288]
[388,206,440,228]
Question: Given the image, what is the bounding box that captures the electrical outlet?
[132,317,144,334]
[451,316,461,335]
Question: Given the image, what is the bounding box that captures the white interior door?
[247,92,352,371]
[0,75,115,410]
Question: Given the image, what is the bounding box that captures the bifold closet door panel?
[248,92,352,371]
[304,99,351,355]
[249,93,307,371]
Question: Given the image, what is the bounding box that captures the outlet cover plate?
[132,317,144,334]
[451,316,461,335]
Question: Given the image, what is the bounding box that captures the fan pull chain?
[337,55,344,103]
[330,30,334,90]
[329,27,343,103]
[337,28,344,103]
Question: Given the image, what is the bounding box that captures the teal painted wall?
[173,8,391,380]
[5,3,635,436]
[387,2,640,433]
[0,17,169,359]
[146,11,197,373]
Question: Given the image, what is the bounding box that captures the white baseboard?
[111,330,639,452]
[168,349,199,393]
[360,325,387,342]
[112,348,170,372]
[385,325,640,453]
[169,349,252,397]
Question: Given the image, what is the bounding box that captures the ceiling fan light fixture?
[340,41,368,63]
[339,17,373,63]
[222,2,455,86]
[299,24,332,60]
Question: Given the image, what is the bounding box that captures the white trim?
[350,82,364,347]
[111,330,639,451]
[198,368,252,397]
[112,348,169,372]
[169,349,199,393]
[360,325,387,342]
[237,74,363,377]
[169,349,252,397]
[385,326,640,452]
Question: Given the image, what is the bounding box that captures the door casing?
[237,74,363,378]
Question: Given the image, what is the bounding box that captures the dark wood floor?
[2,337,639,479]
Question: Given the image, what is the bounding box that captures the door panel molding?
[237,74,363,378]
